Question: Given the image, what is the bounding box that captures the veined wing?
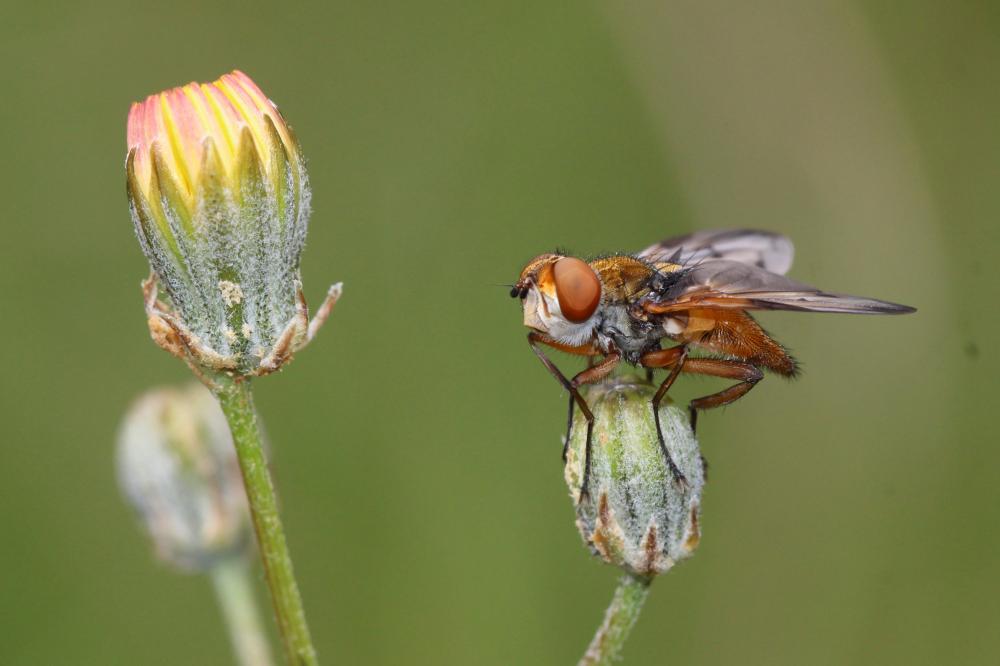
[642,260,915,315]
[637,229,795,275]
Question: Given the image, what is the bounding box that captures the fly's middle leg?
[640,345,691,488]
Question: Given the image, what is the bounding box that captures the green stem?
[211,557,275,666]
[214,376,318,666]
[578,574,652,666]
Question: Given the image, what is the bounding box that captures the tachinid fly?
[510,229,915,499]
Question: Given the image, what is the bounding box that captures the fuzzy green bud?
[117,383,251,572]
[126,71,340,377]
[565,376,705,577]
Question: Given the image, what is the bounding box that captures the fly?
[510,229,915,500]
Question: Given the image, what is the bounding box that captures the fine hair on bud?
[565,375,705,577]
[117,383,252,572]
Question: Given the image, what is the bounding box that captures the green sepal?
[126,149,161,256]
[262,114,294,227]
[234,126,267,206]
[233,127,272,351]
[128,147,184,273]
[197,137,249,361]
[151,143,195,238]
[195,136,232,224]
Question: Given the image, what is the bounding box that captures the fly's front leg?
[527,333,614,502]
[526,333,601,457]
[639,345,690,487]
[562,394,575,463]
[571,349,596,456]
[561,348,622,462]
[567,351,622,500]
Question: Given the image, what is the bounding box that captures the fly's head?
[511,253,603,345]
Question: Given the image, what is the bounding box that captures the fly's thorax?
[592,302,667,364]
[589,255,659,300]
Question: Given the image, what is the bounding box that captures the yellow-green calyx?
[126,70,340,377]
[565,376,705,577]
[117,383,252,572]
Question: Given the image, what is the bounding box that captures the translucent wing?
[643,261,915,315]
[637,229,795,275]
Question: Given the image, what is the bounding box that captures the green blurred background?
[1,1,997,664]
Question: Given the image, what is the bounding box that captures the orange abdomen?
[679,309,798,377]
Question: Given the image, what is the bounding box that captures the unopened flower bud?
[565,376,705,577]
[126,70,340,377]
[117,383,251,572]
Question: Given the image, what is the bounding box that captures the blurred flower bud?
[565,376,705,577]
[117,383,251,572]
[126,70,340,377]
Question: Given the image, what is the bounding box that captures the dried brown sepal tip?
[565,376,705,577]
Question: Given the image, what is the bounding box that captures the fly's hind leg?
[639,345,690,487]
[682,358,763,432]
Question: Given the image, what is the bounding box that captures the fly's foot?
[667,463,690,491]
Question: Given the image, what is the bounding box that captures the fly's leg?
[528,333,619,502]
[526,333,600,463]
[528,335,596,500]
[562,351,618,461]
[681,358,763,432]
[569,346,595,455]
[639,345,690,487]
[567,353,622,499]
[562,393,574,463]
[639,348,764,487]
[644,341,660,384]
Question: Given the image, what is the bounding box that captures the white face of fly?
[522,283,600,348]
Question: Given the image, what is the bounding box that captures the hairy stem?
[211,557,275,666]
[578,574,652,666]
[214,376,318,666]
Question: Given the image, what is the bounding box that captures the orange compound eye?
[553,257,601,323]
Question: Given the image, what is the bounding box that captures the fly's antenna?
[496,282,529,299]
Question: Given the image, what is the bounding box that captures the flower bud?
[565,376,705,577]
[126,70,340,377]
[117,383,251,572]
